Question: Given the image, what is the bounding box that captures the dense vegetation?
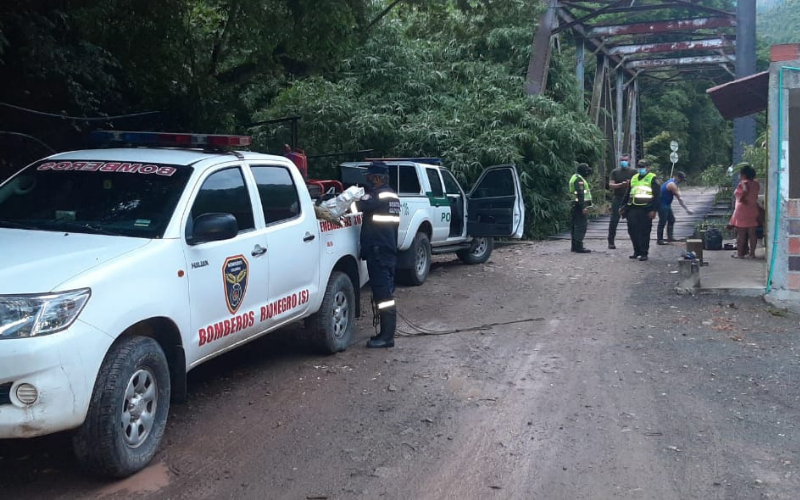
[758,0,800,45]
[1,0,758,238]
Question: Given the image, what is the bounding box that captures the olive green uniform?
[569,174,592,252]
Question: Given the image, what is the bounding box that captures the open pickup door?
[466,164,525,239]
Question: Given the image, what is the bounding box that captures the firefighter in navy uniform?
[569,163,593,253]
[621,160,661,261]
[356,162,401,348]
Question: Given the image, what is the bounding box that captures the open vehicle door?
[466,164,525,239]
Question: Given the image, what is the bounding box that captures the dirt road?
[2,239,800,500]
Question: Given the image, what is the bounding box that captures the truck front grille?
[0,382,12,405]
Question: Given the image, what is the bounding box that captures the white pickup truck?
[340,160,525,285]
[0,132,367,477]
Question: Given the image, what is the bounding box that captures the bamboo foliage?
[254,2,604,238]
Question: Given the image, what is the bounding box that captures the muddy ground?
[1,239,799,500]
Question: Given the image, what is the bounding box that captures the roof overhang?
[706,71,769,120]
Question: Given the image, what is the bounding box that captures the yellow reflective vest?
[569,174,592,207]
[629,173,656,206]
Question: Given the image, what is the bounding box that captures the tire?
[397,232,431,286]
[457,237,494,264]
[72,336,171,478]
[309,271,356,353]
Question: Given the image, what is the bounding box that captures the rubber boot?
[667,228,679,242]
[369,301,381,341]
[367,309,396,348]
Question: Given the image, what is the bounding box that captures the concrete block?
[790,237,800,256]
[789,200,800,218]
[686,239,704,263]
[789,273,800,291]
[678,259,700,290]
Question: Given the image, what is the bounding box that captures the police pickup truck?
[341,159,525,285]
[0,131,367,477]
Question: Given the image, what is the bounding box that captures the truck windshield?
[0,159,193,238]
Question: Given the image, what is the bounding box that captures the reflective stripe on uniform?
[629,173,656,206]
[568,174,592,204]
[378,299,396,309]
[378,192,399,199]
[373,215,401,223]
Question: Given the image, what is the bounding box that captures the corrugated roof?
[706,71,769,120]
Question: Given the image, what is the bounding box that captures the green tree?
[255,3,604,238]
[758,0,800,45]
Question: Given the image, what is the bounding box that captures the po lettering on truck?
[197,289,310,347]
[319,214,363,233]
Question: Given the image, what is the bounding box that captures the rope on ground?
[396,312,545,337]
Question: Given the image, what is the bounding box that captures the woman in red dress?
[729,163,760,259]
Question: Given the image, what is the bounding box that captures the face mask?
[620,161,629,168]
[638,168,647,176]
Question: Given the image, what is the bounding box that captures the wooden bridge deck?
[553,187,721,240]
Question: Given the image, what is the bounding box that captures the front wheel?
[308,271,356,353]
[397,232,431,286]
[457,237,494,264]
[73,336,171,478]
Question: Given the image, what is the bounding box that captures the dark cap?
[675,171,686,181]
[620,154,630,160]
[637,159,648,167]
[365,161,389,175]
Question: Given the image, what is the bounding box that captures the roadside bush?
[699,164,729,188]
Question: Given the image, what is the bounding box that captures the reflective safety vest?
[629,173,656,206]
[569,174,592,207]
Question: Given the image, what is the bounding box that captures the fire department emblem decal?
[223,255,249,314]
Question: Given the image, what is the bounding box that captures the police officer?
[621,159,660,261]
[569,163,593,253]
[607,154,635,249]
[356,162,401,348]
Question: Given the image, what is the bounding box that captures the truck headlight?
[0,289,91,339]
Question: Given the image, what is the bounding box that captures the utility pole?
[732,0,756,166]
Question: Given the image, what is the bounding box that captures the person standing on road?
[621,159,660,261]
[356,161,401,348]
[656,171,694,245]
[569,163,593,253]
[607,154,635,250]
[729,163,761,259]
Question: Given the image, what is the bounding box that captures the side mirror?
[189,213,238,245]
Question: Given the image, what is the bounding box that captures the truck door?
[440,169,466,240]
[392,163,422,247]
[424,167,450,243]
[248,163,317,324]
[466,165,525,239]
[183,164,270,361]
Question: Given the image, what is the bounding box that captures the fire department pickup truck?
[0,132,367,477]
[340,160,525,285]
